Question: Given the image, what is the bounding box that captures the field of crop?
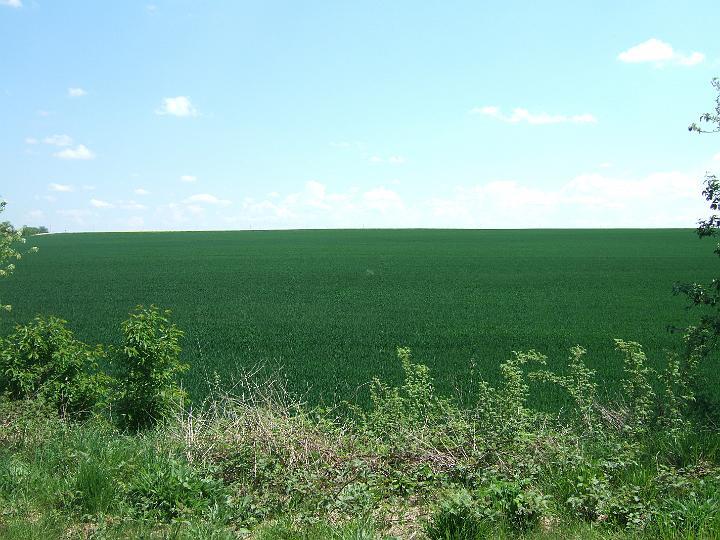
[2,229,717,408]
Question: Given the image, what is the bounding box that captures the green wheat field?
[2,229,717,408]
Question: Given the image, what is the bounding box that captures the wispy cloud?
[44,134,73,147]
[25,137,38,145]
[68,87,87,97]
[618,38,704,66]
[427,171,703,228]
[183,193,231,206]
[235,181,408,228]
[118,200,147,210]
[57,209,90,224]
[49,183,74,192]
[54,144,95,160]
[90,198,113,208]
[362,187,405,212]
[156,96,198,117]
[0,0,22,8]
[370,155,406,164]
[134,188,150,195]
[472,106,597,125]
[180,175,197,183]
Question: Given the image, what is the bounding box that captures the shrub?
[114,305,187,430]
[0,317,110,418]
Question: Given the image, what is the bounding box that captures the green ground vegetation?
[1,229,717,408]
[1,335,719,539]
[2,218,720,537]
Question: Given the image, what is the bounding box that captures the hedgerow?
[1,322,718,538]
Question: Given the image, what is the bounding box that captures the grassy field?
[2,229,717,407]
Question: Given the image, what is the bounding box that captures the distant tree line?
[0,220,48,237]
[19,225,49,236]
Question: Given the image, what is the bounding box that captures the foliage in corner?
[674,77,720,407]
[0,200,37,313]
[114,305,187,430]
[688,77,720,134]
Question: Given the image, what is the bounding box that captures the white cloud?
[57,209,90,225]
[713,152,720,162]
[618,38,704,66]
[230,181,413,229]
[134,188,150,195]
[28,209,44,220]
[68,87,87,97]
[25,137,37,145]
[36,110,51,117]
[46,168,709,231]
[0,0,22,8]
[90,198,113,208]
[362,187,404,213]
[183,193,231,206]
[49,183,74,192]
[599,162,612,169]
[156,96,198,117]
[180,175,197,183]
[427,171,704,228]
[370,155,407,164]
[127,216,145,228]
[118,200,147,210]
[472,106,597,124]
[44,134,73,147]
[678,52,705,66]
[54,144,95,160]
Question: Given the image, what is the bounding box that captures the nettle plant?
[114,305,188,430]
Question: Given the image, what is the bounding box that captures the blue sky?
[1,0,719,231]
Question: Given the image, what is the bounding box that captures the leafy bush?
[114,305,187,430]
[1,310,719,537]
[0,317,110,417]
